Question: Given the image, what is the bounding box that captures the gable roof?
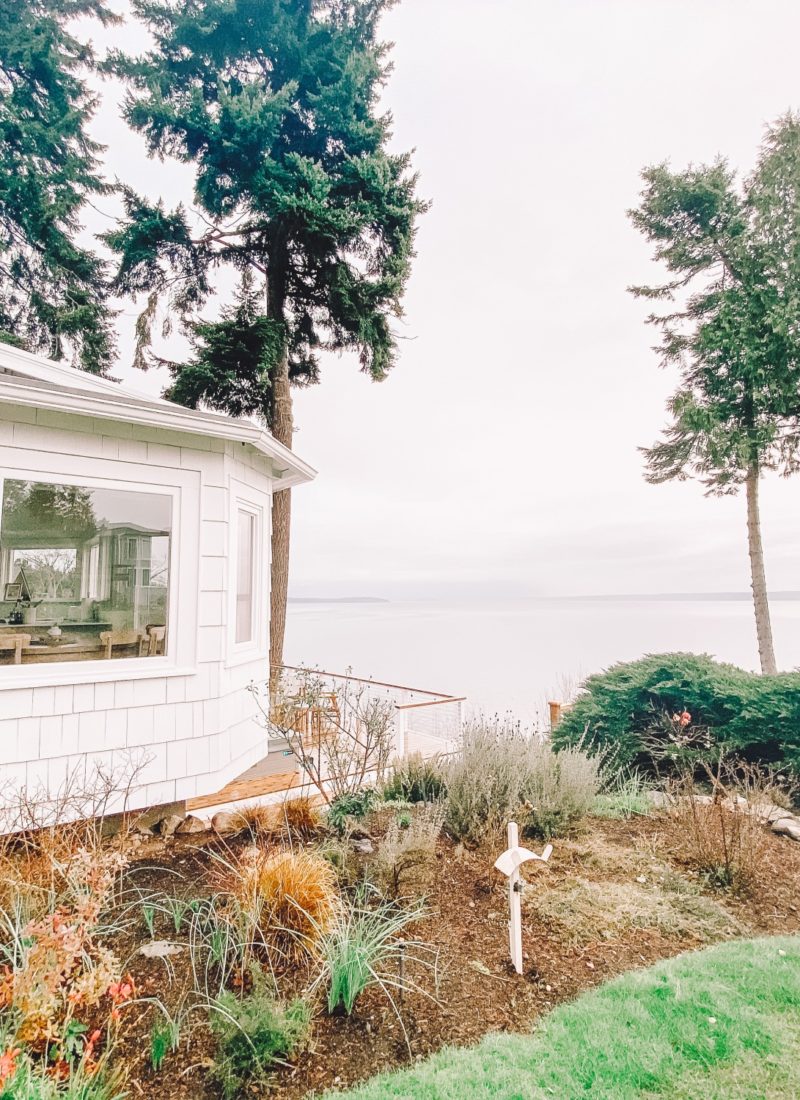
[0,342,316,489]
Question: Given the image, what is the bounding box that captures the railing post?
[548,700,562,731]
[394,706,407,758]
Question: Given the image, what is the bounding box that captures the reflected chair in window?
[99,629,142,659]
[142,624,166,656]
[0,634,31,664]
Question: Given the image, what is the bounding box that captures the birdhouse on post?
[494,822,552,974]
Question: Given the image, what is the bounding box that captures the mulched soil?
[107,812,800,1099]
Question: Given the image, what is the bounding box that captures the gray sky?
[83,0,800,599]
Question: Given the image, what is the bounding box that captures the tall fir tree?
[106,0,426,685]
[630,114,800,674]
[0,0,116,372]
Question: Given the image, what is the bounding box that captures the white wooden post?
[507,821,523,973]
[494,823,552,975]
[393,706,407,758]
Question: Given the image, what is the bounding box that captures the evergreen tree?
[0,0,116,372]
[106,0,425,683]
[630,114,800,674]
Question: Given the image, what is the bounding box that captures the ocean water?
[285,597,800,722]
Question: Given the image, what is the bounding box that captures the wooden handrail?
[274,663,459,701]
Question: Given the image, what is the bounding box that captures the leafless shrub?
[0,753,147,912]
[667,758,792,892]
[252,668,395,804]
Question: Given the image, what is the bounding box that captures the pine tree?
[630,114,800,674]
[0,0,117,372]
[106,0,425,684]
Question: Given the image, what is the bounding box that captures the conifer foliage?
[630,115,800,674]
[106,0,426,676]
[0,0,116,373]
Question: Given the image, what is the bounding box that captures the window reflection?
[0,478,171,664]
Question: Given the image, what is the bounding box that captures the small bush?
[444,718,601,844]
[522,744,603,839]
[210,976,310,1099]
[381,754,447,804]
[252,848,338,958]
[553,652,800,772]
[327,789,378,833]
[370,803,445,899]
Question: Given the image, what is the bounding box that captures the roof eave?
[0,378,317,488]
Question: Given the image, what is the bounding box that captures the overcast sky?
[82,0,800,600]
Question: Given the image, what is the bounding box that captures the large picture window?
[0,478,171,665]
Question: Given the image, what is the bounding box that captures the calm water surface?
[285,597,800,722]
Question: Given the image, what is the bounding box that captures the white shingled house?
[0,343,315,823]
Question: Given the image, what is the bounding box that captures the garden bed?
[46,806,800,1100]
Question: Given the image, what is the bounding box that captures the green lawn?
[326,937,800,1100]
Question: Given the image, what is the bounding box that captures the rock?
[175,814,209,835]
[351,838,374,855]
[771,816,800,841]
[139,940,184,959]
[648,790,672,809]
[132,820,154,837]
[348,825,373,841]
[211,811,241,834]
[750,802,787,824]
[154,814,184,837]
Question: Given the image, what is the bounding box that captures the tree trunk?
[269,346,292,698]
[745,465,778,675]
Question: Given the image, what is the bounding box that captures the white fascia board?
[0,376,316,489]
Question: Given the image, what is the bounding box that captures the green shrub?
[381,753,447,803]
[327,788,379,833]
[444,717,601,844]
[210,977,310,1099]
[553,652,800,773]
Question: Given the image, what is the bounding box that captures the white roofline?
[0,343,316,489]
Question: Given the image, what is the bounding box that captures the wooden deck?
[186,769,306,811]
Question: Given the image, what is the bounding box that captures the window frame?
[227,480,268,666]
[0,456,199,689]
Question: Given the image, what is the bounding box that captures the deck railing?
[275,664,465,759]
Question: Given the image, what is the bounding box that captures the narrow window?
[235,509,256,644]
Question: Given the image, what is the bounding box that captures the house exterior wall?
[0,403,274,819]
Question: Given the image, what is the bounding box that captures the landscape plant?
[381,753,448,804]
[553,652,800,771]
[209,974,310,1100]
[255,670,396,803]
[370,803,445,899]
[630,114,800,674]
[444,717,600,845]
[317,897,432,1025]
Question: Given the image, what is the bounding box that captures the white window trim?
[226,478,269,667]
[0,453,200,690]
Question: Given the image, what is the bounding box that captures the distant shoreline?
[288,596,389,604]
[288,591,800,604]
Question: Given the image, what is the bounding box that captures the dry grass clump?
[231,848,339,959]
[233,802,276,839]
[532,869,745,946]
[280,796,323,840]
